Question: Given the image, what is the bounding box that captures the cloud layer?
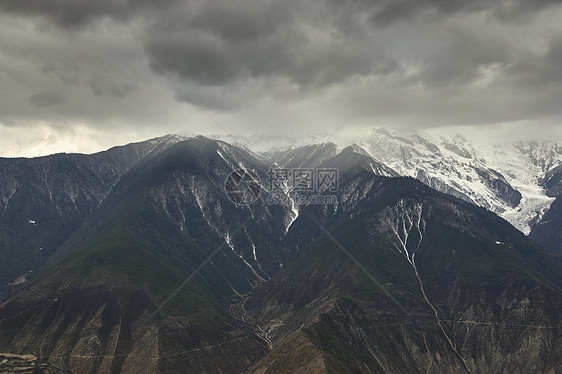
[0,0,561,155]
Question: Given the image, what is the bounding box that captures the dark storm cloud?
[0,0,178,28]
[506,36,562,88]
[89,76,138,98]
[144,0,562,93]
[3,0,558,30]
[362,0,562,26]
[3,0,559,93]
[413,25,512,89]
[28,91,66,107]
[145,0,400,88]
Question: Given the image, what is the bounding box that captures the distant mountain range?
[0,131,561,373]
[227,128,562,234]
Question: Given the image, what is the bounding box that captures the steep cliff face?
[532,165,562,253]
[531,196,562,253]
[542,164,562,197]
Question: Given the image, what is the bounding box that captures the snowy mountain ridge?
[3,130,560,236]
[354,128,562,234]
[232,127,562,234]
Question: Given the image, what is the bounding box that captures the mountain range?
[0,130,561,373]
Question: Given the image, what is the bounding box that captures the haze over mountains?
[0,130,561,373]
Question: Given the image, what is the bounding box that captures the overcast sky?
[1,0,561,156]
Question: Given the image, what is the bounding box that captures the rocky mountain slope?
[245,176,562,373]
[0,135,185,296]
[1,138,392,372]
[0,136,562,373]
